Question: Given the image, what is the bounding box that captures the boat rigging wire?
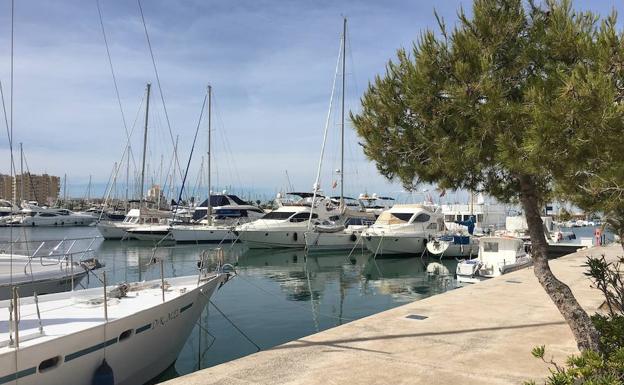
[94,0,136,171]
[208,299,261,352]
[137,0,185,186]
[308,28,344,227]
[173,90,207,220]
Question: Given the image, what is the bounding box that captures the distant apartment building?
[0,173,61,205]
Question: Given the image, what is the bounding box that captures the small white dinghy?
[456,236,531,284]
[0,253,233,385]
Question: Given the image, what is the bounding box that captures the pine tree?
[352,0,624,351]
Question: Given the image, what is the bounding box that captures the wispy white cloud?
[0,0,621,199]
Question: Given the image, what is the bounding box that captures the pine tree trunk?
[518,174,601,352]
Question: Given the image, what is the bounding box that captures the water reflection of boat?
[237,249,363,303]
[361,256,457,301]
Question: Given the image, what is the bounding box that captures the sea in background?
[0,225,608,384]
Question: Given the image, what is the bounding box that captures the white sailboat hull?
[0,274,225,385]
[171,226,235,244]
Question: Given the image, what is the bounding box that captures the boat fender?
[350,233,357,242]
[92,358,114,385]
[293,232,298,242]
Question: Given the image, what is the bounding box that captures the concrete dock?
[162,244,621,385]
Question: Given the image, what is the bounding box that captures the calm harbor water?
[0,226,459,384]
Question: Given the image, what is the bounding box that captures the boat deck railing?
[0,236,101,272]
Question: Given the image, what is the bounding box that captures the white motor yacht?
[235,193,340,249]
[171,195,265,244]
[0,200,18,218]
[0,262,232,385]
[96,208,171,240]
[10,207,97,227]
[362,204,446,256]
[456,235,532,284]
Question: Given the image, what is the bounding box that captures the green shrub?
[525,345,624,385]
[593,315,624,357]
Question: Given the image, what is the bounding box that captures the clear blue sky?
[0,0,622,200]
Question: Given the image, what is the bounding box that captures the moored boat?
[456,235,532,284]
[0,260,232,385]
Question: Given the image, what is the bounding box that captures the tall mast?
[139,83,151,208]
[125,145,129,211]
[207,85,212,224]
[87,174,92,203]
[340,17,346,209]
[19,142,23,203]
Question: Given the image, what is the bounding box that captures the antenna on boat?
[139,82,151,209]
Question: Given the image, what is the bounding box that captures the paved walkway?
[162,244,621,385]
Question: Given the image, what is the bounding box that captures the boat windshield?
[374,212,413,225]
[483,241,499,252]
[262,211,295,220]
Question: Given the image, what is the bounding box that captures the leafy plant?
[584,256,624,318]
[525,346,624,385]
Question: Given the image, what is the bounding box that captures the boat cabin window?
[262,211,295,220]
[290,212,318,222]
[391,213,413,222]
[215,209,243,218]
[345,217,373,227]
[58,210,70,216]
[248,208,264,214]
[413,213,431,223]
[483,241,499,252]
[426,223,437,229]
[39,213,57,217]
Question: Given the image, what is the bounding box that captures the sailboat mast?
[207,85,212,224]
[139,83,151,208]
[340,17,346,209]
[125,145,130,211]
[87,174,92,203]
[19,143,23,203]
